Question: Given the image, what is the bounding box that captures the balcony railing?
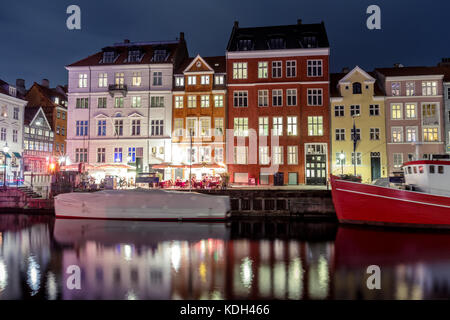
[108,84,128,97]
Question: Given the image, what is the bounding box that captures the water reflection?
[2,214,450,299]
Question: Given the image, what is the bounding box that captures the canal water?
[0,214,449,300]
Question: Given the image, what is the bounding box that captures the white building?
[65,35,188,182]
[0,79,27,185]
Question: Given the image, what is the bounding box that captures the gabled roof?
[26,82,67,107]
[339,66,375,83]
[330,69,384,98]
[175,55,226,74]
[24,106,51,129]
[227,20,329,52]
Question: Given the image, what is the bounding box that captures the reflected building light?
[199,262,207,283]
[210,290,223,300]
[171,242,181,273]
[274,262,286,299]
[308,255,329,300]
[240,257,253,289]
[274,240,284,261]
[258,265,271,298]
[27,256,41,296]
[0,258,7,292]
[288,257,303,300]
[125,290,138,300]
[46,272,58,300]
[123,244,133,261]
[0,232,2,246]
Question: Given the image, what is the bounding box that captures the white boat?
[54,189,231,221]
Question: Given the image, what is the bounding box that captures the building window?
[131,96,141,108]
[391,82,400,96]
[187,76,196,85]
[287,116,297,136]
[115,73,124,86]
[199,118,211,137]
[272,146,283,165]
[175,96,184,109]
[307,89,322,106]
[214,118,224,136]
[391,127,403,143]
[97,120,106,136]
[238,39,253,50]
[13,107,19,120]
[12,129,17,143]
[98,73,107,88]
[258,90,268,107]
[187,96,197,108]
[200,95,210,108]
[351,128,361,141]
[153,50,167,62]
[200,75,210,85]
[233,91,248,107]
[199,147,211,162]
[286,89,297,106]
[232,62,247,79]
[370,128,380,140]
[406,127,417,142]
[131,120,141,136]
[405,103,417,119]
[259,117,269,136]
[78,74,88,88]
[393,153,403,168]
[272,117,283,136]
[336,153,346,165]
[76,98,89,109]
[352,82,362,94]
[114,148,123,163]
[422,81,437,96]
[98,97,107,108]
[56,126,60,135]
[234,118,248,137]
[352,152,362,166]
[272,89,283,106]
[174,118,183,136]
[286,61,296,78]
[369,104,379,116]
[214,147,224,163]
[76,148,88,163]
[62,112,66,120]
[447,87,450,100]
[186,118,197,137]
[153,72,162,86]
[308,116,323,136]
[114,120,123,136]
[258,62,268,78]
[214,75,224,85]
[186,147,197,163]
[335,129,345,141]
[287,146,298,165]
[259,146,269,165]
[76,121,88,136]
[350,105,360,117]
[97,148,105,163]
[391,104,402,119]
[132,72,141,86]
[272,61,282,78]
[151,120,164,136]
[114,97,124,108]
[406,82,415,96]
[128,147,136,162]
[234,146,248,164]
[175,76,184,87]
[307,60,322,77]
[334,105,344,117]
[214,95,224,107]
[150,96,164,108]
[422,103,439,126]
[423,127,439,142]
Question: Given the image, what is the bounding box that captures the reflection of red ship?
[330,159,450,229]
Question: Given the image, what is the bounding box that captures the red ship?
[330,157,450,229]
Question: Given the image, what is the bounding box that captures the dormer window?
[353,82,362,94]
[175,76,184,87]
[128,49,141,62]
[153,50,167,62]
[8,86,16,97]
[237,39,253,51]
[268,38,286,49]
[301,36,318,48]
[103,51,116,63]
[54,97,60,104]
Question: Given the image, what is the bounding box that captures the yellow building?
[330,66,388,183]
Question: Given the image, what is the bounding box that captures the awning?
[1,152,11,158]
[13,152,21,159]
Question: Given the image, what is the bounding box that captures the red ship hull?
[330,175,450,229]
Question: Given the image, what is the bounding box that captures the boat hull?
[54,189,230,222]
[330,175,450,229]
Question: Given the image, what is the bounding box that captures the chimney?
[297,19,302,25]
[41,79,50,88]
[342,67,350,73]
[234,21,239,29]
[124,39,130,44]
[179,32,184,41]
[438,57,450,67]
[16,79,26,95]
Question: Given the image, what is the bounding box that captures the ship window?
[438,166,444,174]
[413,166,417,174]
[408,167,412,174]
[418,166,424,174]
[429,165,435,174]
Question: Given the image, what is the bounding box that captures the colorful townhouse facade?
[375,66,446,174]
[226,20,330,185]
[65,35,188,183]
[0,79,27,186]
[171,55,227,180]
[24,80,68,159]
[330,66,388,183]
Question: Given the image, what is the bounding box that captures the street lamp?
[339,151,345,175]
[3,143,9,189]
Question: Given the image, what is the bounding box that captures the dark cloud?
[0,0,449,86]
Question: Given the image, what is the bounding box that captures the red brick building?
[226,20,330,185]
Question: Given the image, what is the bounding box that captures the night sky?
[1,0,449,87]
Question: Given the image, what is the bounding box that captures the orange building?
[171,55,227,180]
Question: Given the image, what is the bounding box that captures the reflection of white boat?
[54,189,230,221]
[54,219,230,246]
